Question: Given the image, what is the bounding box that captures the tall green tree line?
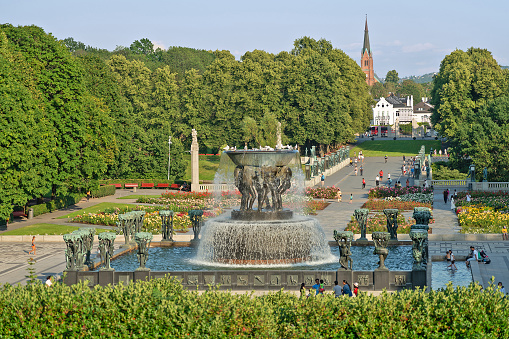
[0,26,372,219]
[430,47,509,181]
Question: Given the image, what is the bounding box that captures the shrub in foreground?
[1,278,508,338]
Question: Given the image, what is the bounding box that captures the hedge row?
[1,278,508,338]
[98,179,188,188]
[91,185,116,198]
[32,194,84,217]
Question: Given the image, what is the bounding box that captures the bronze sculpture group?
[234,164,292,211]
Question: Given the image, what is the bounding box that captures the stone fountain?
[195,149,332,265]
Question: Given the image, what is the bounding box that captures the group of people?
[442,189,461,211]
[301,279,358,298]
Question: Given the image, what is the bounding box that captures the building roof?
[362,17,371,55]
[385,95,406,107]
[413,101,433,113]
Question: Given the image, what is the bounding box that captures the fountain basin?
[196,216,330,265]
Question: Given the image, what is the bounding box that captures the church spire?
[362,15,371,55]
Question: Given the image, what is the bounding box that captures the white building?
[413,101,434,123]
[372,95,414,126]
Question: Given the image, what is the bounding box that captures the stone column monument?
[190,129,199,192]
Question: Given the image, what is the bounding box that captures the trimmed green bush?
[91,185,116,198]
[1,279,508,337]
[32,194,84,217]
[98,179,188,188]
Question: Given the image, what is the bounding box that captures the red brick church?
[361,17,378,86]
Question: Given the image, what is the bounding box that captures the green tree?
[370,82,388,99]
[0,31,51,220]
[398,80,424,103]
[385,70,399,83]
[130,38,154,55]
[1,24,91,197]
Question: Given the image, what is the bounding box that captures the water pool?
[431,260,472,290]
[108,245,412,271]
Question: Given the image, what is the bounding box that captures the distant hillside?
[502,66,508,69]
[400,72,437,84]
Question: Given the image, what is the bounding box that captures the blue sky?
[1,0,507,77]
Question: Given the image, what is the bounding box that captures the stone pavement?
[314,155,414,237]
[0,242,67,285]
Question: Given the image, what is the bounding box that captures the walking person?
[362,178,366,189]
[29,236,36,255]
[360,166,363,176]
[451,196,456,211]
[379,170,383,180]
[336,189,342,203]
[349,193,353,204]
[384,155,388,163]
[320,173,325,187]
[443,190,448,204]
[86,190,91,202]
[502,226,508,241]
[375,175,380,187]
[353,282,359,297]
[354,166,358,176]
[447,250,457,270]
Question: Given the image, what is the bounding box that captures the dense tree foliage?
[385,69,399,83]
[431,48,509,181]
[370,77,428,103]
[1,26,372,218]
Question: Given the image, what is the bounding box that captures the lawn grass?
[183,154,220,181]
[350,140,441,157]
[1,223,111,235]
[56,202,136,220]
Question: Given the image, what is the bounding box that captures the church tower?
[361,16,376,86]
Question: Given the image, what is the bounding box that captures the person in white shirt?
[45,276,52,287]
[447,250,457,270]
[466,194,471,203]
[466,246,478,267]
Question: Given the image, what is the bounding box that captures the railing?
[431,180,468,187]
[488,182,509,190]
[431,156,449,163]
[197,184,237,192]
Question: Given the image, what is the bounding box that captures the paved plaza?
[0,154,507,289]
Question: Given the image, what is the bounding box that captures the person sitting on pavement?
[466,246,478,267]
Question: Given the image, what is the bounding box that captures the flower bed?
[345,213,434,234]
[362,199,432,211]
[456,191,509,211]
[368,186,433,199]
[457,206,509,234]
[305,186,340,199]
[71,206,223,233]
[303,201,330,215]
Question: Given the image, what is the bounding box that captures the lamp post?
[167,136,172,180]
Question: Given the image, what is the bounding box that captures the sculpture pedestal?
[336,269,353,286]
[134,270,150,282]
[374,269,389,290]
[98,270,114,285]
[412,269,426,289]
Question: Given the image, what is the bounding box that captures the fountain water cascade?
[195,149,333,265]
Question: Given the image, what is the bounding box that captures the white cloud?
[402,42,434,53]
[152,41,165,50]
